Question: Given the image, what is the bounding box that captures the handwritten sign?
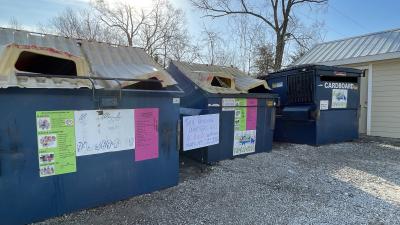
[135,108,159,161]
[183,114,219,151]
[75,109,135,156]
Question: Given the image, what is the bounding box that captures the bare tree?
[199,26,234,65]
[202,28,219,65]
[288,21,325,64]
[191,0,327,71]
[93,0,148,46]
[8,17,23,30]
[138,0,187,67]
[168,35,202,63]
[50,7,121,43]
[51,8,81,38]
[229,16,269,74]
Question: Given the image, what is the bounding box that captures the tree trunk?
[274,33,285,71]
[127,35,133,47]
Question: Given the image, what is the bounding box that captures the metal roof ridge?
[313,27,400,47]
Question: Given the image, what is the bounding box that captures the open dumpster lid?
[80,40,176,88]
[169,61,270,94]
[0,29,92,88]
[0,28,177,89]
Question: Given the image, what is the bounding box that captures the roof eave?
[299,52,400,66]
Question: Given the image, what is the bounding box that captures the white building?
[295,28,400,138]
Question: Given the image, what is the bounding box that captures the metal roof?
[169,61,270,94]
[295,28,400,66]
[0,28,176,89]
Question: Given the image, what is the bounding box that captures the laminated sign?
[233,98,257,156]
[331,89,348,108]
[36,111,77,177]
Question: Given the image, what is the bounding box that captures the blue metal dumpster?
[260,65,362,145]
[0,28,182,225]
[168,61,278,164]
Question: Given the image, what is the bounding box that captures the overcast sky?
[0,0,399,42]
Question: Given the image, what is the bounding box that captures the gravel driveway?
[35,136,400,225]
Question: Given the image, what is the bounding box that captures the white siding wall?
[371,59,400,138]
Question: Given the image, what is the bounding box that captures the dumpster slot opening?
[320,76,358,83]
[15,51,77,76]
[248,85,268,93]
[211,76,232,88]
[287,73,314,104]
[124,77,163,90]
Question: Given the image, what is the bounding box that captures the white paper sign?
[272,82,283,88]
[183,114,219,151]
[332,89,348,108]
[222,98,236,107]
[75,109,135,156]
[320,100,329,110]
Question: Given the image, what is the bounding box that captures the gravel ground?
[35,136,400,225]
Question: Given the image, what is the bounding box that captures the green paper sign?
[233,98,257,156]
[36,111,77,177]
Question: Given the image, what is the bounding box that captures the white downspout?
[367,64,373,135]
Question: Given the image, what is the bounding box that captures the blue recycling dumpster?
[0,28,183,225]
[168,61,278,164]
[0,84,182,225]
[260,65,362,145]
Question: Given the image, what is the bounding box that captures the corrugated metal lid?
[80,40,176,88]
[0,28,177,89]
[295,28,400,66]
[170,61,270,94]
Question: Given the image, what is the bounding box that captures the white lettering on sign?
[324,82,357,90]
[183,114,219,151]
[75,109,135,156]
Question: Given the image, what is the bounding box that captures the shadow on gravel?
[179,156,213,183]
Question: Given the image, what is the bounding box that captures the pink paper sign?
[247,98,258,107]
[134,108,159,161]
[246,99,257,130]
